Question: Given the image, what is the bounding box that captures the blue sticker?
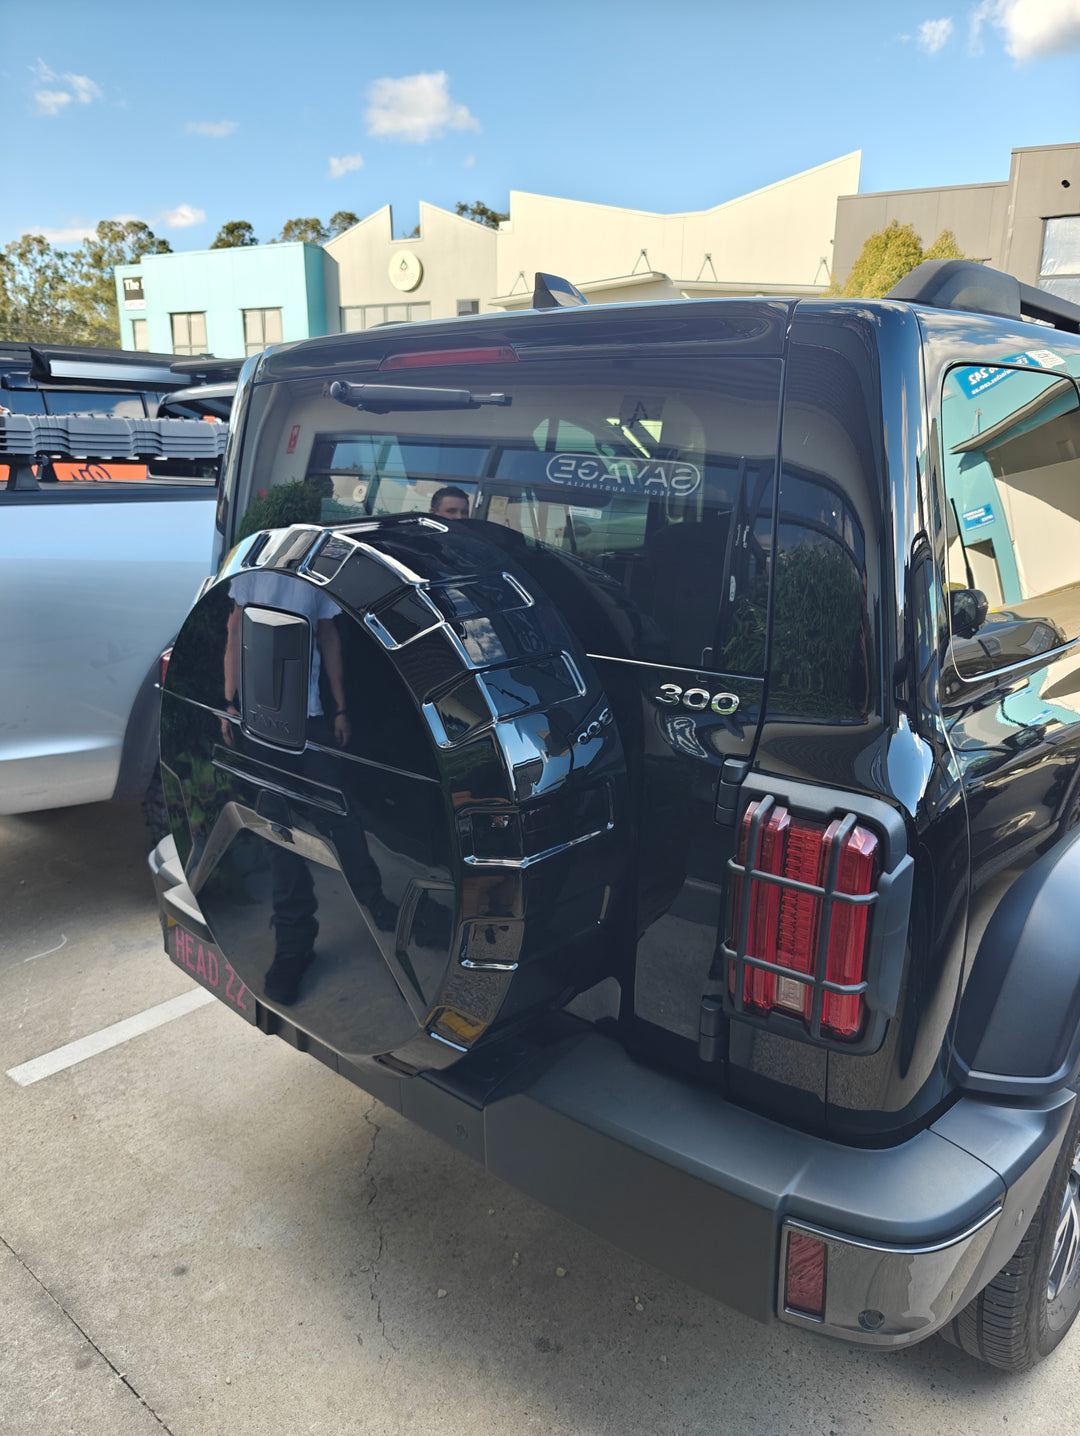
[961,504,995,531]
[954,349,1065,399]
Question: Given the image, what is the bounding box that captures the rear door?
[222,350,782,1059]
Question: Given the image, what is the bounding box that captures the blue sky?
[5,0,1080,252]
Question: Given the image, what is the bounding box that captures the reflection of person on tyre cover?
[221,573,396,1006]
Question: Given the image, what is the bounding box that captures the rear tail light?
[380,346,517,370]
[784,1231,826,1319]
[160,647,173,685]
[727,798,880,1042]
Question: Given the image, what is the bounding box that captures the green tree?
[210,220,258,249]
[0,234,80,343]
[923,228,966,262]
[454,200,508,228]
[0,220,170,345]
[68,220,171,345]
[278,217,329,244]
[833,221,971,298]
[328,210,359,237]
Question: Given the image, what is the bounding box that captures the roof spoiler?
[887,259,1080,335]
[533,272,588,309]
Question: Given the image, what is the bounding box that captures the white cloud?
[328,152,364,178]
[365,71,480,143]
[186,120,237,138]
[917,17,954,53]
[36,224,97,244]
[462,154,476,168]
[158,203,206,229]
[35,89,71,115]
[66,73,102,104]
[31,60,103,114]
[970,0,1080,60]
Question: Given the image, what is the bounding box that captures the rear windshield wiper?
[328,380,510,413]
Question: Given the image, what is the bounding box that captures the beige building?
[492,153,861,309]
[324,152,862,328]
[324,200,498,330]
[833,142,1080,293]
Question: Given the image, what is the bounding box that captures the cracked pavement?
[3,802,1080,1435]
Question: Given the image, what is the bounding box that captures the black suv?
[151,263,1080,1370]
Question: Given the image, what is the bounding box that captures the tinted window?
[942,363,1080,677]
[233,357,782,673]
[44,390,147,417]
[0,389,46,415]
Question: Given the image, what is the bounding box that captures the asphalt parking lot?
[0,802,1075,1436]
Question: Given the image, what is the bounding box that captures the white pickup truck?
[0,351,233,830]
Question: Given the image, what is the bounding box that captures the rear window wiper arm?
[328,381,510,413]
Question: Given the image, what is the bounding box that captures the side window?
[941,363,1080,678]
[44,391,146,418]
[172,312,208,356]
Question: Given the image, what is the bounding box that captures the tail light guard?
[718,774,915,1056]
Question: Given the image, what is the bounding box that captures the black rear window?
[232,356,781,674]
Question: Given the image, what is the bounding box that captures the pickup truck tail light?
[726,798,880,1043]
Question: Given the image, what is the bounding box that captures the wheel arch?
[952,825,1080,1097]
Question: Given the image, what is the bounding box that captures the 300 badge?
[656,684,740,716]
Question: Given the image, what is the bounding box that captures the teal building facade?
[114,241,339,358]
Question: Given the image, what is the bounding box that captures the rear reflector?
[380,346,517,370]
[785,1232,826,1318]
[728,800,880,1042]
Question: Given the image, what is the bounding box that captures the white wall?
[325,202,498,323]
[495,153,861,298]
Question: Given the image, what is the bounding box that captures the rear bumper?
[150,836,1075,1348]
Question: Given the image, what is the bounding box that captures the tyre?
[944,1101,1080,1371]
[161,518,627,1069]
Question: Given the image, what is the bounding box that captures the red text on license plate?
[171,924,255,1022]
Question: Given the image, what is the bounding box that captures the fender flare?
[952,824,1080,1097]
[112,650,168,801]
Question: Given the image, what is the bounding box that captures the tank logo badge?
[656,683,739,716]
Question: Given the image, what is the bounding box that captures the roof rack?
[169,355,247,383]
[887,259,1080,335]
[0,413,229,462]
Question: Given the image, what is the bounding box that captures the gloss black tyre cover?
[161,517,626,1069]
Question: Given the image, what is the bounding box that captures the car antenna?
[533,273,588,309]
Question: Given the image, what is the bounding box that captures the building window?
[243,307,283,356]
[1039,216,1080,304]
[171,312,208,356]
[341,302,432,331]
[131,319,149,351]
[457,299,480,316]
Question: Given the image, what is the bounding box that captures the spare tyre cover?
[160,516,627,1068]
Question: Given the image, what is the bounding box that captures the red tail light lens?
[785,1232,826,1318]
[822,821,878,1038]
[380,346,517,370]
[728,800,879,1042]
[160,647,173,685]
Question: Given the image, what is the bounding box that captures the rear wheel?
[945,1103,1080,1371]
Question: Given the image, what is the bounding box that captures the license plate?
[167,918,258,1025]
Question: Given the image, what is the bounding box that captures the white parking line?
[6,988,215,1087]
